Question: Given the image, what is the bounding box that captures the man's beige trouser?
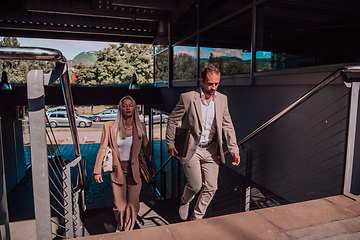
[181,141,220,219]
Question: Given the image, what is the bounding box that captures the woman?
[93,95,156,232]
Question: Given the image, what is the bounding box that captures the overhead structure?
[0,0,359,55]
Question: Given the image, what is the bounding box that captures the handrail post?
[177,160,182,198]
[343,81,360,194]
[27,70,52,240]
[63,162,74,238]
[244,146,253,212]
[162,171,167,199]
[171,157,175,199]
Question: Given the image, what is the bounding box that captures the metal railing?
[150,66,359,216]
[145,108,184,201]
[0,46,86,239]
[221,66,360,212]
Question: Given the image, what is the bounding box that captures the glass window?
[199,2,252,76]
[173,45,197,80]
[200,47,251,75]
[154,47,168,82]
[57,113,66,118]
[256,0,360,72]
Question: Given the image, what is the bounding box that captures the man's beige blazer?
[93,121,155,184]
[166,88,239,164]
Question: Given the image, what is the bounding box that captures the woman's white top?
[117,134,133,161]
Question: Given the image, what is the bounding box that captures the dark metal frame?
[0,46,86,239]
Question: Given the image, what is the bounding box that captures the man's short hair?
[201,64,220,80]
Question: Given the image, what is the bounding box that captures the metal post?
[244,147,253,212]
[162,171,167,199]
[160,112,163,168]
[27,70,52,240]
[250,0,257,85]
[73,191,82,238]
[343,82,360,194]
[177,160,181,198]
[0,120,10,240]
[153,47,156,83]
[171,157,175,198]
[196,0,200,85]
[12,121,19,183]
[168,20,173,88]
[63,164,73,238]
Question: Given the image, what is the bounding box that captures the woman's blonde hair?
[113,95,144,139]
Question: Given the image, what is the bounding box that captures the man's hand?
[168,147,178,157]
[94,174,103,183]
[232,152,241,166]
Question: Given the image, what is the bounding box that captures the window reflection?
[200,47,251,75]
[173,46,197,80]
[154,47,168,82]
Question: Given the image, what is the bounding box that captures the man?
[166,64,240,221]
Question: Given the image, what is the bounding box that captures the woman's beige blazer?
[93,121,154,184]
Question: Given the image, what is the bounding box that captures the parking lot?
[42,121,167,145]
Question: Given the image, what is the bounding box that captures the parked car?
[89,109,118,122]
[144,111,169,124]
[46,106,78,116]
[47,111,92,128]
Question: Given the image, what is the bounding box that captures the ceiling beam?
[25,3,161,22]
[171,0,197,23]
[111,0,177,10]
[0,24,155,39]
[0,13,158,32]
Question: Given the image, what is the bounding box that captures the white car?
[47,111,92,128]
[144,111,168,124]
[46,106,78,116]
[89,109,118,122]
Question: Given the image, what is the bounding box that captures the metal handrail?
[0,47,63,61]
[0,46,85,237]
[223,65,360,157]
[154,155,177,178]
[0,46,81,159]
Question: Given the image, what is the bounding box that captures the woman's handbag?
[102,146,113,172]
[139,152,153,183]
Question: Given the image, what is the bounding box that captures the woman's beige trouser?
[111,160,142,231]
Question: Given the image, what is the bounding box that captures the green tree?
[73,63,96,85]
[208,55,223,73]
[154,48,168,82]
[83,43,153,85]
[223,60,247,75]
[92,44,124,85]
[118,43,153,84]
[173,53,196,79]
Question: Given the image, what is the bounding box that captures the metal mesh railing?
[45,114,85,238]
[147,108,186,201]
[224,88,348,211]
[0,46,87,239]
[219,66,360,213]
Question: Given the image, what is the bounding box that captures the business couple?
[93,64,240,232]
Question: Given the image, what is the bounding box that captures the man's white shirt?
[199,88,217,145]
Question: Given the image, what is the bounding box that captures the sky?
[174,46,272,60]
[17,37,118,60]
[14,37,272,61]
